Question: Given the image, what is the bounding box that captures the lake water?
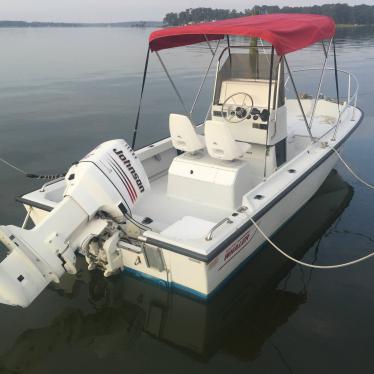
[0,26,374,374]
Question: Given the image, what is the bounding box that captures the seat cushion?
[169,114,205,152]
[205,120,251,160]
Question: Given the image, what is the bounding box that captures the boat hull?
[122,149,339,299]
[17,107,364,301]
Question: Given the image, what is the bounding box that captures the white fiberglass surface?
[22,104,356,235]
[286,99,340,136]
[133,172,231,232]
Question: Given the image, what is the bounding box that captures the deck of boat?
[133,172,231,232]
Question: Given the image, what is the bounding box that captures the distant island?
[164,4,374,26]
[0,20,163,28]
[3,3,374,29]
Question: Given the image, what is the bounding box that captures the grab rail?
[39,176,65,192]
[285,67,359,110]
[284,67,360,106]
[205,217,233,241]
[284,67,359,139]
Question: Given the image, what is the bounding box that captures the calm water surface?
[0,26,374,374]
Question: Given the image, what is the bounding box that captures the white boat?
[0,14,363,307]
[0,171,354,369]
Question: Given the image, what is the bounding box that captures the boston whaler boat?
[0,14,363,307]
[0,171,353,370]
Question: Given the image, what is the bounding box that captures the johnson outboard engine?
[0,139,150,307]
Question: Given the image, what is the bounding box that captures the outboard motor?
[0,139,150,307]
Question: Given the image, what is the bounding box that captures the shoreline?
[0,21,163,28]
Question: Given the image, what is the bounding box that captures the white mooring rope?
[0,157,27,175]
[248,216,374,269]
[0,157,65,179]
[246,145,374,269]
[330,146,374,189]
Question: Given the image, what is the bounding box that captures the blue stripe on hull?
[122,266,208,300]
[122,178,329,302]
[122,238,267,301]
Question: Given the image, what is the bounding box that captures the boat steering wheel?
[221,92,254,124]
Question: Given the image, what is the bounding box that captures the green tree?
[163,4,374,26]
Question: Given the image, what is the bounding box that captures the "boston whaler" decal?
[218,228,257,270]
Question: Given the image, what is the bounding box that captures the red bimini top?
[149,13,335,55]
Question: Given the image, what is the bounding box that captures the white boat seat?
[169,114,205,153]
[205,120,251,161]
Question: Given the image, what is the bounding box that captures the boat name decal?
[113,149,145,193]
[224,231,252,261]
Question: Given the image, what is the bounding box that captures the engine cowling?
[0,139,150,307]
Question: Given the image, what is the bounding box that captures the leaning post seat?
[167,120,254,210]
[205,120,251,161]
[169,114,205,153]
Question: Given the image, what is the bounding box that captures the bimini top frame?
[132,14,339,149]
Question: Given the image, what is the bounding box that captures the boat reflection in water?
[0,171,353,372]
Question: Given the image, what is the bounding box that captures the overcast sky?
[2,0,374,22]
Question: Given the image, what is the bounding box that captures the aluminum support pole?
[309,38,332,130]
[190,40,220,117]
[284,57,313,140]
[204,35,215,56]
[155,51,189,117]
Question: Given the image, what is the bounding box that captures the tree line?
[164,4,374,26]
